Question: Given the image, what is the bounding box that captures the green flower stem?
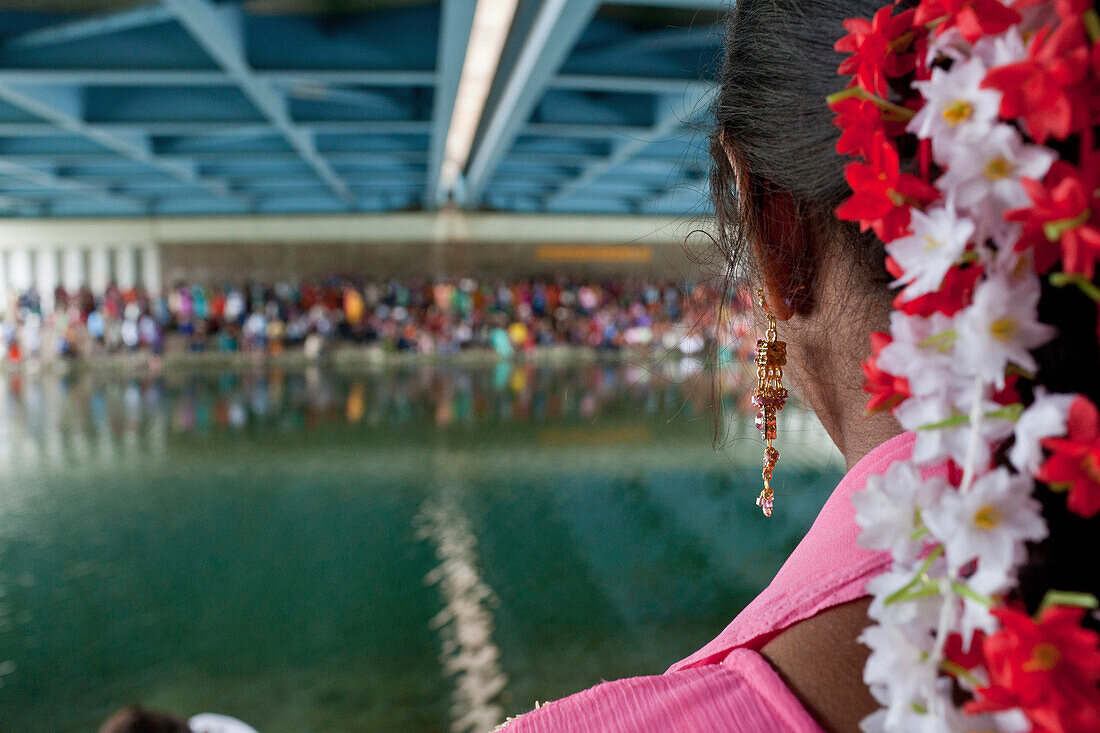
[1050,272,1100,303]
[918,404,1024,431]
[825,87,915,120]
[918,414,970,430]
[1085,9,1100,43]
[884,545,944,606]
[1037,590,1100,615]
[890,584,941,604]
[950,581,993,608]
[1044,210,1091,242]
[917,330,957,352]
[984,403,1023,422]
[940,660,981,687]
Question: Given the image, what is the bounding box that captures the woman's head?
[711,0,895,314]
[711,0,1099,612]
[709,0,909,462]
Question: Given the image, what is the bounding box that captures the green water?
[0,363,843,732]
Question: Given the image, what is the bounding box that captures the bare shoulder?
[759,597,877,733]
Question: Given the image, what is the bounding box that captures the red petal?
[1066,396,1099,441]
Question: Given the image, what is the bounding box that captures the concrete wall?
[0,211,714,297]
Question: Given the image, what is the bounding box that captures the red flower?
[1038,395,1100,518]
[992,374,1021,406]
[889,262,983,317]
[831,99,887,158]
[836,137,939,243]
[1013,0,1095,20]
[1008,162,1100,277]
[836,6,918,96]
[862,330,910,413]
[915,0,1021,42]
[945,630,986,672]
[967,605,1100,733]
[982,19,1092,143]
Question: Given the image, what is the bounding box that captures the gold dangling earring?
[752,288,788,517]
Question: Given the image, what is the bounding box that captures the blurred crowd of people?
[2,275,739,365]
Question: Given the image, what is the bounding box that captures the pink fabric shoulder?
[670,431,913,670]
[503,432,915,732]
[506,649,823,733]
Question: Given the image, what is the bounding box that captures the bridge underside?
[0,0,723,220]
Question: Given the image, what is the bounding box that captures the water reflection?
[0,364,843,732]
[418,472,507,733]
[0,361,832,472]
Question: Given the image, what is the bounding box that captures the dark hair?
[711,0,1099,613]
[710,0,896,311]
[99,705,191,733]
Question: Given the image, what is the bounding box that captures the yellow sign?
[534,244,653,263]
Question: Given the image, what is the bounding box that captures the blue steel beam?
[0,158,143,208]
[461,0,601,205]
[552,75,714,96]
[615,0,730,8]
[0,151,429,166]
[0,82,240,202]
[0,70,437,87]
[0,191,38,214]
[546,87,709,204]
[264,70,437,88]
[571,26,719,65]
[426,0,476,207]
[523,122,652,139]
[0,119,643,139]
[0,69,708,95]
[4,3,175,51]
[650,171,709,207]
[162,0,355,207]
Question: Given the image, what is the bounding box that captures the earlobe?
[760,278,796,321]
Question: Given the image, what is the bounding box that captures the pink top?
[505,432,916,733]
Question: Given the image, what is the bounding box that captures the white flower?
[922,467,1047,575]
[886,205,974,301]
[957,562,1014,648]
[909,58,1001,161]
[925,27,972,65]
[992,709,1033,733]
[855,462,948,562]
[895,391,1013,466]
[867,559,948,638]
[956,273,1057,388]
[861,623,939,731]
[971,27,1027,68]
[1008,388,1076,474]
[936,125,1056,239]
[879,311,966,399]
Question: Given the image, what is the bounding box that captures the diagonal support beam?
[163,0,355,207]
[4,3,175,50]
[0,158,144,208]
[570,26,718,65]
[0,81,241,202]
[0,69,436,87]
[546,88,711,205]
[461,0,601,205]
[0,191,37,214]
[552,75,714,96]
[426,0,477,207]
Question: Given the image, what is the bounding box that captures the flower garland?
[830,1,1100,730]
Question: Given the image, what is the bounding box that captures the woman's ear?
[749,193,815,320]
[723,134,813,319]
[759,276,795,321]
